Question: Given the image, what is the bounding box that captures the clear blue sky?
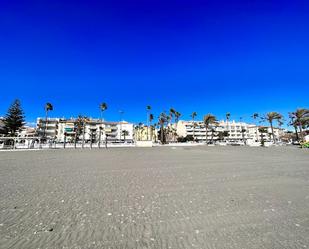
[0,0,308,126]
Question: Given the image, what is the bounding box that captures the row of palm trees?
[43,102,309,144]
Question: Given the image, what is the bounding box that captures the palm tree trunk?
[256,126,259,142]
[98,128,102,148]
[205,126,208,144]
[299,124,304,142]
[63,133,66,148]
[74,131,77,149]
[193,119,195,141]
[44,110,48,138]
[294,125,299,141]
[160,124,164,144]
[270,121,276,143]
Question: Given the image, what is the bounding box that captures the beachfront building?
[176,120,217,142]
[246,125,284,143]
[36,118,60,139]
[217,120,250,143]
[177,120,258,142]
[36,117,134,143]
[176,120,279,144]
[105,121,134,143]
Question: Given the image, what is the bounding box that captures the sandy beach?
[0,146,309,249]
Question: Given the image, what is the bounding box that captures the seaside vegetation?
[3,99,25,136]
[0,99,308,146]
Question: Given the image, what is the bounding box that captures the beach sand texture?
[0,146,309,249]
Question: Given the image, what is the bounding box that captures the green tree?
[158,112,168,144]
[289,108,309,142]
[203,114,217,144]
[122,130,129,141]
[252,113,259,121]
[264,112,283,143]
[169,108,176,123]
[74,115,84,148]
[4,99,25,136]
[149,114,154,141]
[43,102,53,138]
[99,102,108,148]
[258,127,268,147]
[226,112,231,122]
[175,111,181,123]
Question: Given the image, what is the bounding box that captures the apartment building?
[176,120,283,143]
[36,118,134,143]
[176,120,218,142]
[246,125,284,143]
[36,118,60,138]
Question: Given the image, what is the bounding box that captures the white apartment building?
[217,120,250,142]
[246,125,284,144]
[36,118,60,138]
[176,120,216,142]
[36,118,134,143]
[176,120,283,143]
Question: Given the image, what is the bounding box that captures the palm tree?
[289,114,299,142]
[226,112,230,122]
[100,103,108,120]
[122,130,129,142]
[43,102,53,138]
[191,112,197,140]
[289,108,309,142]
[203,114,217,144]
[146,106,151,140]
[159,112,168,144]
[225,112,231,140]
[74,115,83,149]
[149,114,154,141]
[169,108,176,123]
[63,132,67,148]
[258,127,268,147]
[210,128,215,143]
[98,103,108,148]
[175,111,181,123]
[252,113,259,121]
[264,112,283,143]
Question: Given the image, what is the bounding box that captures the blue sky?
[0,0,308,126]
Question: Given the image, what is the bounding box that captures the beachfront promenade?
[0,146,308,248]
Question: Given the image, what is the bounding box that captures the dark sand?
[0,146,309,249]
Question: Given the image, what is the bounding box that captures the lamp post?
[119,110,124,143]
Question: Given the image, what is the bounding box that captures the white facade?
[246,125,284,144]
[36,118,60,138]
[176,120,283,143]
[36,118,134,143]
[176,120,215,141]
